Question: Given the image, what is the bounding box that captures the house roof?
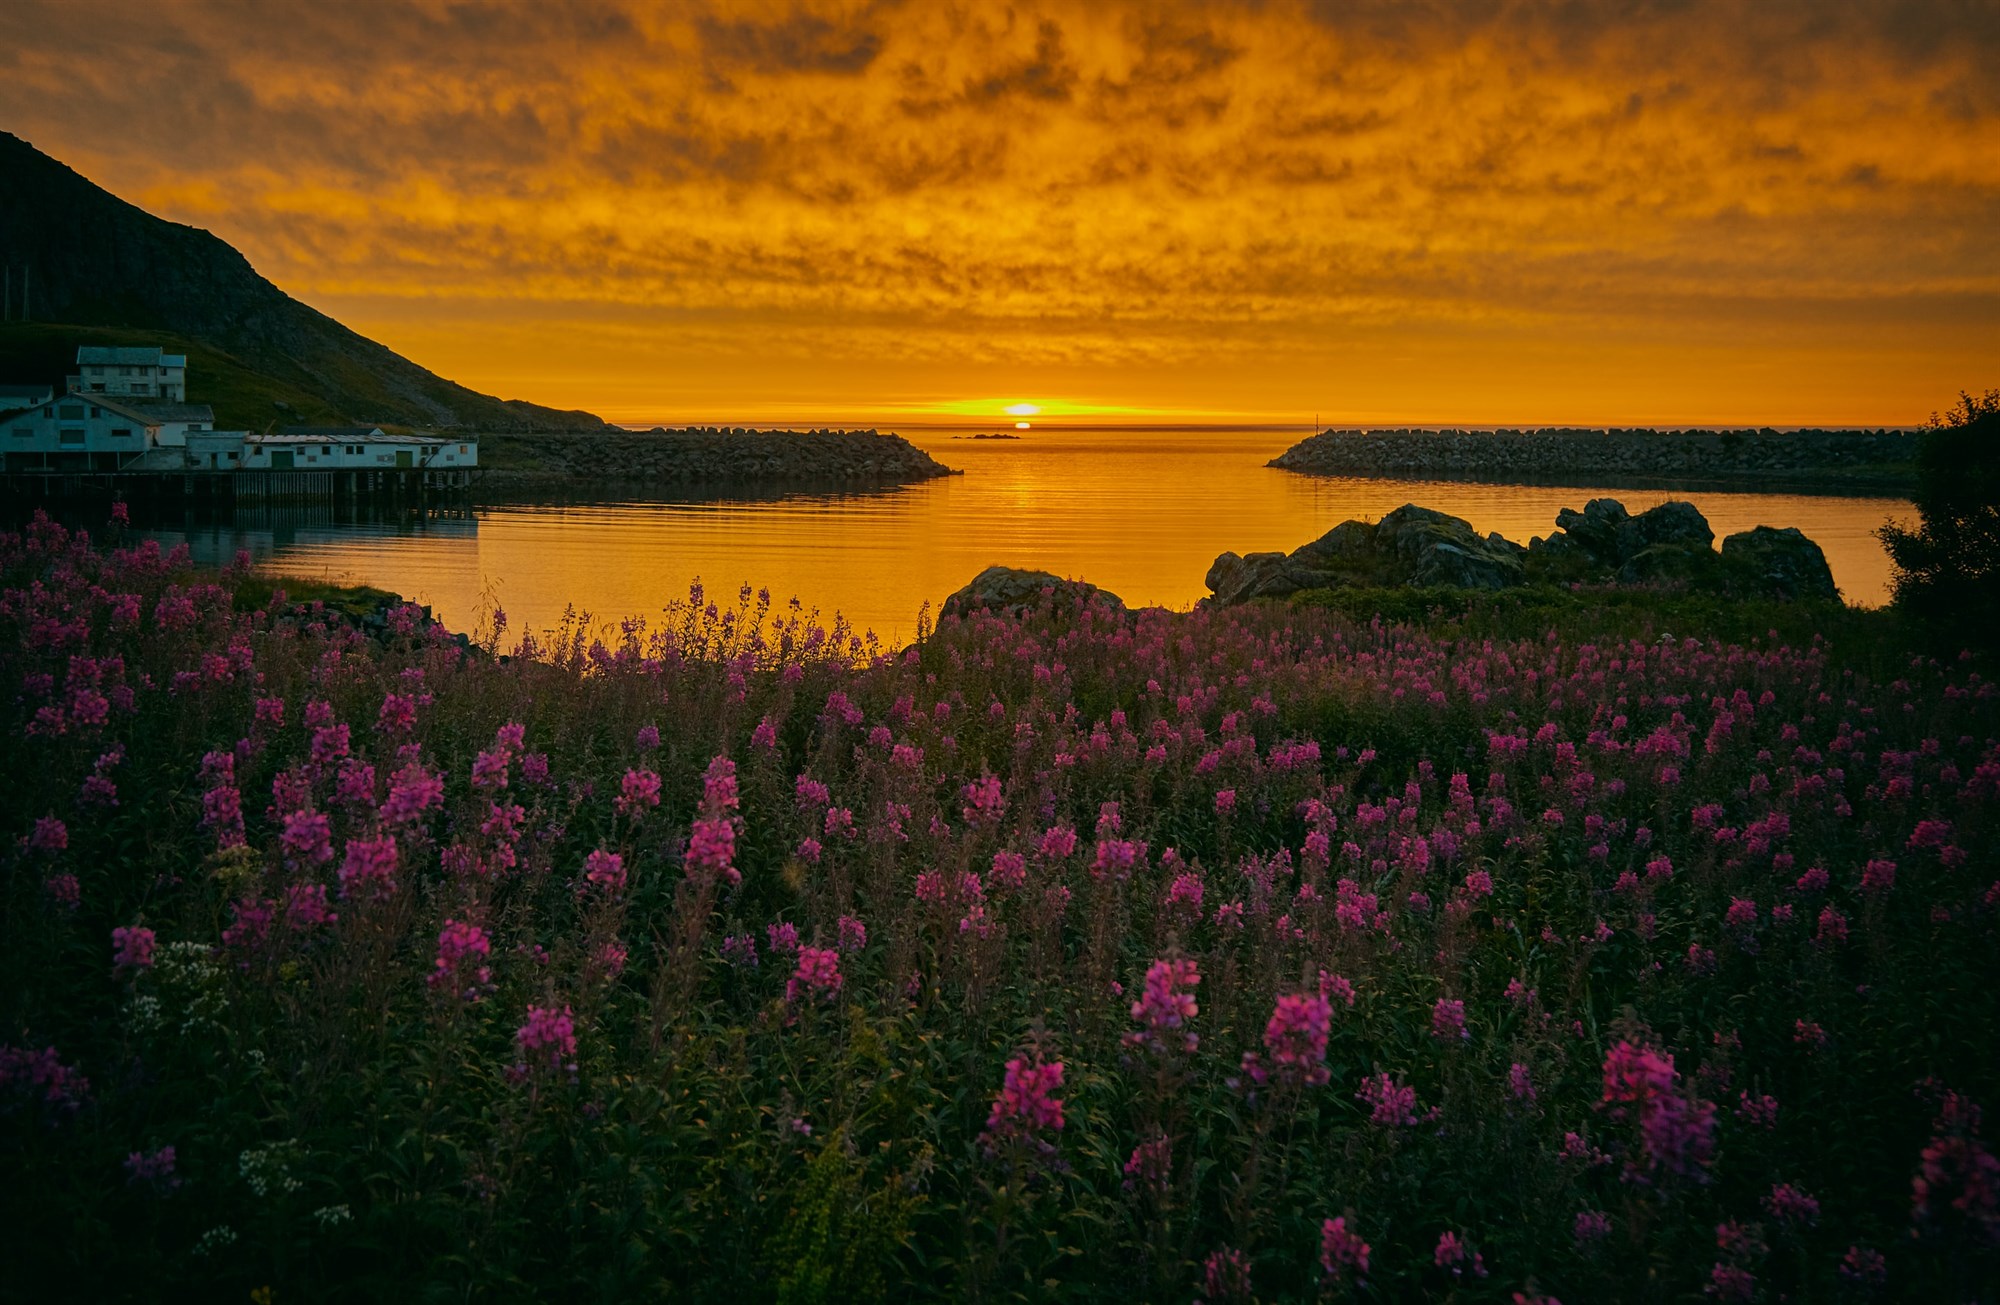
[251,431,459,446]
[125,401,215,423]
[64,393,165,426]
[281,425,387,439]
[76,346,186,368]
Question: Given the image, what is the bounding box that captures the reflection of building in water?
[144,501,479,572]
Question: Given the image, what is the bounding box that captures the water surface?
[148,428,1912,642]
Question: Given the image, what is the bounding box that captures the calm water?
[147,428,1913,642]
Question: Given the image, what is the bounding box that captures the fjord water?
[155,427,1913,642]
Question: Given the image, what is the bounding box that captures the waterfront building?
[68,346,188,402]
[3,392,223,471]
[257,428,477,470]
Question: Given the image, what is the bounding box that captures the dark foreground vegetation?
[2,510,1998,1303]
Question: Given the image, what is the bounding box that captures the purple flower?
[111,925,156,973]
[337,837,399,902]
[1320,1216,1370,1281]
[515,1004,578,1077]
[786,946,842,1003]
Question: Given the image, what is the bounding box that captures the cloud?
[0,0,1994,421]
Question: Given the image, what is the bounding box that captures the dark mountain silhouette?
[0,132,604,431]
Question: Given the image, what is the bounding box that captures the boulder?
[1614,501,1714,562]
[1720,527,1838,601]
[941,566,1124,620]
[1552,498,1631,563]
[1205,551,1308,605]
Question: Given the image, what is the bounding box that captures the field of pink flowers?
[3,509,1998,1303]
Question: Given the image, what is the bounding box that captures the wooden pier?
[1,466,475,507]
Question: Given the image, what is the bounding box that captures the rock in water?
[1720,527,1839,601]
[941,567,1125,620]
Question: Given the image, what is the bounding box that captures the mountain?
[0,132,605,431]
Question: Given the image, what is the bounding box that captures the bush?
[1879,389,2000,654]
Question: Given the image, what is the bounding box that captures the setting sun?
[1004,403,1041,418]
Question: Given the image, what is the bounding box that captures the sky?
[2,0,1997,427]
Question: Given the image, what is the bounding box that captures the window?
[110,428,132,439]
[59,405,84,420]
[321,445,332,455]
[90,383,105,393]
[10,426,29,438]
[459,444,468,453]
[59,429,85,446]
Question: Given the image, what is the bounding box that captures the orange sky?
[2,0,1996,426]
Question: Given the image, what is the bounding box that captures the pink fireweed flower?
[983,1056,1065,1154]
[635,724,660,750]
[1037,824,1078,860]
[282,884,337,930]
[1123,1133,1173,1197]
[1861,859,1897,895]
[1091,838,1144,881]
[582,849,627,896]
[1510,1062,1537,1102]
[960,773,1005,826]
[616,768,661,816]
[703,755,739,812]
[686,817,739,887]
[1214,788,1237,816]
[520,753,550,785]
[1574,1209,1612,1244]
[123,1145,178,1192]
[837,914,868,954]
[470,748,510,791]
[1764,1182,1820,1226]
[111,925,156,973]
[766,921,801,956]
[1264,993,1332,1086]
[1599,1040,1716,1182]
[1909,1089,2000,1244]
[27,815,68,853]
[721,933,758,968]
[380,763,444,826]
[751,717,778,749]
[1126,958,1201,1055]
[1320,1217,1371,1282]
[824,807,855,840]
[1737,1093,1780,1129]
[515,1004,578,1077]
[1839,1246,1888,1287]
[1199,1248,1253,1304]
[795,837,822,864]
[1319,971,1357,1008]
[44,873,80,910]
[990,850,1027,891]
[337,836,400,902]
[1358,1071,1418,1125]
[280,809,333,866]
[494,721,526,754]
[785,946,842,1003]
[376,692,417,735]
[1433,997,1469,1042]
[1434,1231,1486,1278]
[428,919,493,1000]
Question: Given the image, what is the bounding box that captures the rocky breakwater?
[1206,498,1838,605]
[477,427,958,494]
[1270,428,1917,493]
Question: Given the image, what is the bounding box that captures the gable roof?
[281,425,388,439]
[76,345,186,368]
[125,401,215,423]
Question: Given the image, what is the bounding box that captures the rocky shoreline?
[1270,428,1917,494]
[473,428,958,496]
[940,497,1842,621]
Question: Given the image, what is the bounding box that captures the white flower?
[192,1225,238,1256]
[313,1203,352,1228]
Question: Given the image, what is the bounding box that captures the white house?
[0,383,54,415]
[2,392,219,471]
[68,346,187,402]
[248,427,478,470]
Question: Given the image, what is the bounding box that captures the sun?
[1004,402,1040,417]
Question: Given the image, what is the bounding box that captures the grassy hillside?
[0,322,350,430]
